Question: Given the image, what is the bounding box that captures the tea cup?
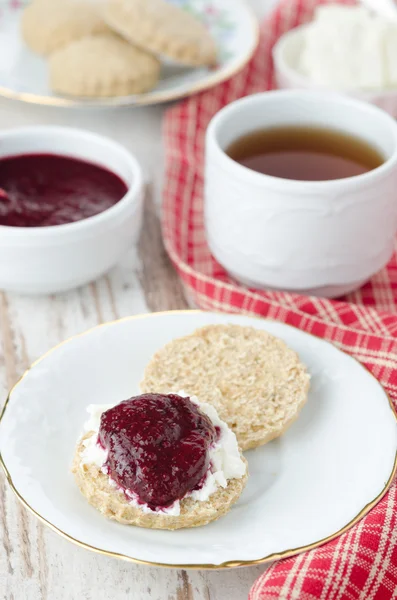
[205,91,397,297]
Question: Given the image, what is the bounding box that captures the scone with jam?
[73,392,247,530]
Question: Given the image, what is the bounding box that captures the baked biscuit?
[21,0,108,55]
[73,433,248,530]
[141,324,310,450]
[49,33,160,97]
[103,0,217,66]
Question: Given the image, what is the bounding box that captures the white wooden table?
[0,2,278,598]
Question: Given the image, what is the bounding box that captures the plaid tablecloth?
[163,0,397,597]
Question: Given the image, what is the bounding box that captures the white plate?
[0,0,258,108]
[1,311,396,569]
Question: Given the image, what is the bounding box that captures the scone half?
[49,33,160,97]
[103,0,217,67]
[73,433,248,530]
[21,0,109,55]
[72,393,248,530]
[141,324,310,451]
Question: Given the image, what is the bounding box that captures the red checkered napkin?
[163,0,397,597]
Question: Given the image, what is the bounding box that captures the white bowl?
[273,25,397,118]
[205,91,397,298]
[360,0,397,20]
[0,126,143,295]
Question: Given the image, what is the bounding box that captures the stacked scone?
[73,324,310,530]
[21,0,217,97]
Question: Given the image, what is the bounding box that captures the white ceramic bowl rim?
[273,25,397,99]
[0,126,143,238]
[207,90,397,190]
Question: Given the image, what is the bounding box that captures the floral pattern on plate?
[169,0,235,61]
[0,0,257,106]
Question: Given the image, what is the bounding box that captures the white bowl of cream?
[273,4,397,117]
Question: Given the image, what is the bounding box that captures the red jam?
[0,153,128,227]
[98,393,217,510]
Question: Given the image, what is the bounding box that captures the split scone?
[21,0,108,55]
[103,0,217,67]
[141,324,310,451]
[73,392,248,529]
[49,33,160,97]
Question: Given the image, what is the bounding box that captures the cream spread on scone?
[78,392,246,517]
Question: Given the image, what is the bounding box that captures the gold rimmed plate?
[0,0,258,108]
[1,311,396,569]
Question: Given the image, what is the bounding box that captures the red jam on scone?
[98,393,220,510]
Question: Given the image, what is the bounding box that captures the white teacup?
[205,91,397,297]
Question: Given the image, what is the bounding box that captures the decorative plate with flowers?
[0,0,258,107]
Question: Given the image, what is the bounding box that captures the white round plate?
[1,311,396,569]
[0,0,258,108]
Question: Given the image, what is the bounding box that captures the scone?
[141,324,310,451]
[21,0,108,55]
[103,0,217,66]
[72,393,248,529]
[49,33,160,97]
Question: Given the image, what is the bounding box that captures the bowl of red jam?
[0,126,143,294]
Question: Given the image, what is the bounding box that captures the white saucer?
[0,311,396,569]
[0,0,258,107]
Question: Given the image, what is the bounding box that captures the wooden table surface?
[0,2,278,598]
